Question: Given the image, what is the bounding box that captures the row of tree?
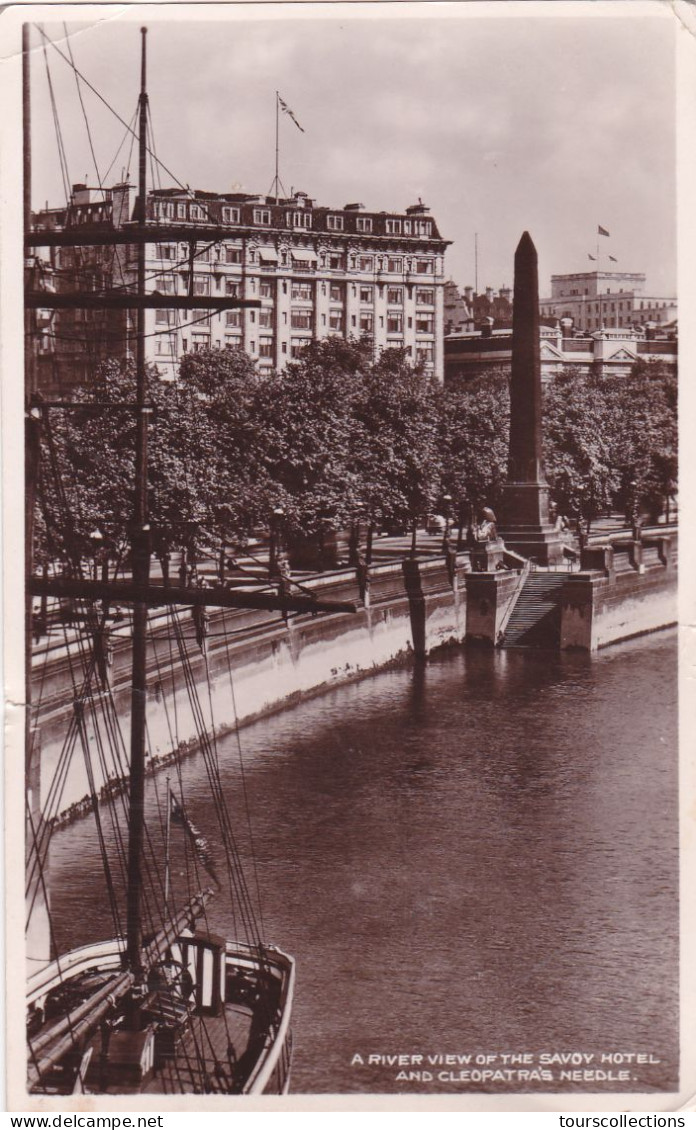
[36,339,676,569]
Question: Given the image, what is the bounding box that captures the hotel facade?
[31,184,450,391]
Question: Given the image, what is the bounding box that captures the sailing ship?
[24,24,354,1095]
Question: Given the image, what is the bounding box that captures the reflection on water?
[48,631,678,1094]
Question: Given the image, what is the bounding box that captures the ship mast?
[125,26,150,978]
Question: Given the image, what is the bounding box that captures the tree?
[36,348,266,572]
[606,360,677,522]
[353,348,444,540]
[254,337,369,541]
[439,369,510,532]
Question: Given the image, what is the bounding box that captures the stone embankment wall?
[33,534,677,820]
[33,554,470,817]
[560,533,678,650]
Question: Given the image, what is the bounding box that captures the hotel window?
[193,275,210,296]
[360,312,373,334]
[291,310,313,330]
[259,337,274,358]
[329,310,344,331]
[416,259,433,274]
[253,209,271,225]
[416,288,434,305]
[360,286,373,303]
[291,338,312,357]
[291,282,313,301]
[155,243,176,260]
[416,313,434,334]
[327,214,344,231]
[157,276,176,294]
[385,219,402,235]
[416,344,434,363]
[387,287,403,305]
[387,257,403,273]
[387,312,403,334]
[155,338,176,356]
[330,284,343,302]
[225,279,239,296]
[329,253,345,270]
[177,202,187,219]
[196,245,211,263]
[192,334,208,351]
[190,204,205,221]
[356,216,373,233]
[403,220,412,234]
[259,310,273,328]
[222,206,240,223]
[290,211,311,229]
[416,220,432,237]
[260,281,273,298]
[225,246,242,264]
[155,309,173,325]
[225,337,241,349]
[225,310,241,327]
[359,256,374,271]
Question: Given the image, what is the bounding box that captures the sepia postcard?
[2,0,695,1114]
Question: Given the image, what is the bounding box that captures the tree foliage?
[35,345,677,572]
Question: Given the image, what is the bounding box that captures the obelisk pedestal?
[497,232,564,566]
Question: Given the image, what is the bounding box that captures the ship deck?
[143,1003,254,1094]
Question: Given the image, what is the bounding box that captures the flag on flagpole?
[588,254,596,261]
[598,225,610,237]
[278,94,305,133]
[609,255,618,263]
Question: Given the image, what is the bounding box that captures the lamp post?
[441,493,453,553]
[269,506,285,580]
[89,528,104,583]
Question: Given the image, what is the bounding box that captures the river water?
[47,630,678,1096]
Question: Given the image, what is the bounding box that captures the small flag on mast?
[609,255,618,262]
[278,94,305,133]
[588,254,596,261]
[598,225,610,237]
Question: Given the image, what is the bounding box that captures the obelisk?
[498,232,564,565]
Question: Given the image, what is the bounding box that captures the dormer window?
[254,208,271,225]
[327,214,344,231]
[356,217,373,233]
[385,219,402,235]
[222,206,240,223]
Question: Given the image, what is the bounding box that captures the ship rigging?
[24,23,356,1095]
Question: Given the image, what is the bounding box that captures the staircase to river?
[502,571,567,649]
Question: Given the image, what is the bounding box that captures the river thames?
[48,629,678,1095]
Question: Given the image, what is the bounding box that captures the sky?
[27,4,677,298]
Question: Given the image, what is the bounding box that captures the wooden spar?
[27,890,212,1086]
[30,575,358,615]
[25,224,264,248]
[124,24,150,982]
[25,293,261,310]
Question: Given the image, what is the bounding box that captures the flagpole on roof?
[275,91,280,203]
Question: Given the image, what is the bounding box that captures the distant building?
[30,183,450,393]
[540,270,677,332]
[445,319,677,384]
[443,279,512,334]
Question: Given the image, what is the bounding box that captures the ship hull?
[27,935,294,1095]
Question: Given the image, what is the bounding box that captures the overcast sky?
[29,4,676,297]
